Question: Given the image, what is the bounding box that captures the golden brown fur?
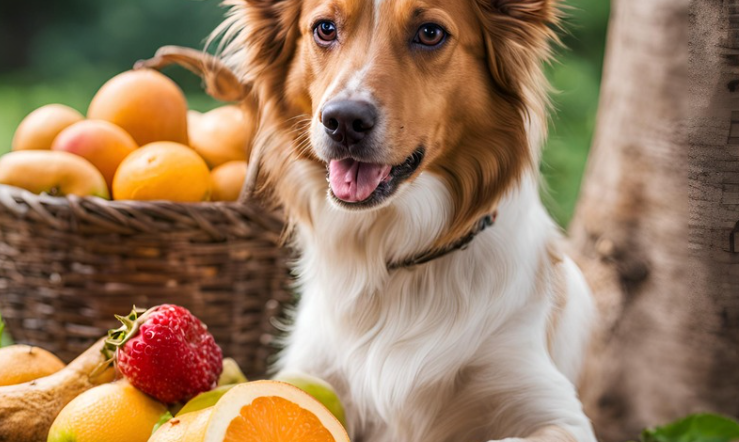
[215,0,559,246]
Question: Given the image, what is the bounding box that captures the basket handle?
[135,46,251,102]
[135,46,263,203]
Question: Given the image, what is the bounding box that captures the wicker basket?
[0,184,292,379]
[0,47,295,378]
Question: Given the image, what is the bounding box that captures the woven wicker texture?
[0,184,292,378]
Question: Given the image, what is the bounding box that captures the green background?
[0,0,610,227]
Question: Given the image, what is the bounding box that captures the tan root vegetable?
[0,338,115,442]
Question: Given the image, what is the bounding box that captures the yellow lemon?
[47,380,167,442]
[150,407,213,442]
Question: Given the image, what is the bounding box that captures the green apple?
[218,358,248,386]
[176,385,235,416]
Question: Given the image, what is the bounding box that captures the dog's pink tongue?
[329,159,391,203]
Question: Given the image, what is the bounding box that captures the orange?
[112,141,212,202]
[204,380,350,442]
[12,104,84,151]
[88,69,189,146]
[52,119,138,188]
[150,407,213,442]
[188,105,255,168]
[0,345,65,386]
[210,161,247,202]
[273,371,347,428]
[47,380,167,442]
[0,150,110,199]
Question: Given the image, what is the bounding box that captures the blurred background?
[0,0,609,227]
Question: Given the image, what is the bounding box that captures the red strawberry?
[103,304,223,404]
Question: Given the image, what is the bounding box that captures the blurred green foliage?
[637,414,739,442]
[543,0,611,226]
[0,0,609,227]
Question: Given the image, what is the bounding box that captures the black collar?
[387,212,498,270]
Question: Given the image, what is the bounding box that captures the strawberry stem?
[100,305,159,363]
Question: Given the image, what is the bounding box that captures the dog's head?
[223,0,558,239]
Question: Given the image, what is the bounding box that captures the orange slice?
[204,380,350,442]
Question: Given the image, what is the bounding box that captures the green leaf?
[642,414,739,442]
[0,311,12,348]
[151,411,174,436]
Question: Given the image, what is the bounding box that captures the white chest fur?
[275,169,594,442]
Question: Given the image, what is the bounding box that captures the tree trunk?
[567,0,739,440]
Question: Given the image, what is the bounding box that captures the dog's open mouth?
[327,148,425,208]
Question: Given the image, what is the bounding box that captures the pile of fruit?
[0,305,349,442]
[0,69,255,202]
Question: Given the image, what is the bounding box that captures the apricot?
[113,142,211,202]
[12,104,84,151]
[52,120,138,188]
[188,105,255,168]
[88,69,189,146]
[210,160,247,202]
[0,151,109,199]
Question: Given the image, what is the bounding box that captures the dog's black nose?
[321,100,376,146]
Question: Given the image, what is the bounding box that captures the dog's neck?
[286,161,555,302]
[386,211,497,270]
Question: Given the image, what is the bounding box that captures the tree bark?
[566,0,739,440]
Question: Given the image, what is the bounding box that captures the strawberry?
[103,304,223,404]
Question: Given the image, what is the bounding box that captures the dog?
[215,0,597,440]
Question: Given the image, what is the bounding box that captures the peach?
[88,69,189,146]
[12,104,84,151]
[52,120,138,188]
[0,151,109,199]
[188,105,255,168]
[113,142,211,202]
[210,161,247,202]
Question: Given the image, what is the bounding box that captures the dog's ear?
[430,1,559,248]
[473,0,560,115]
[488,0,555,21]
[215,0,303,101]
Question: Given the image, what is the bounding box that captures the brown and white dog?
[216,0,596,440]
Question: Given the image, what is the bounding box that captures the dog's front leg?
[471,345,597,442]
[493,425,586,442]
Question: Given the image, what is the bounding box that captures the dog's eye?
[414,24,446,47]
[314,21,337,46]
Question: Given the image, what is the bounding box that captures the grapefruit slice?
[204,381,350,442]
